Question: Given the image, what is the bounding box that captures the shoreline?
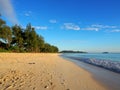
[61,55,120,90]
[61,54,120,73]
[0,53,107,90]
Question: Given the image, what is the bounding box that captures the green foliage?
[0,18,6,27]
[0,17,59,53]
[0,18,12,47]
[42,43,59,53]
[24,24,39,52]
[0,48,9,52]
[12,25,24,49]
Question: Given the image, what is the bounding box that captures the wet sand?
[63,57,120,90]
[0,53,106,90]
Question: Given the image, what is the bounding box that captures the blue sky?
[0,0,120,52]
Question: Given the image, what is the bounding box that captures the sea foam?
[64,56,120,73]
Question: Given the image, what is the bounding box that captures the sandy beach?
[0,53,107,90]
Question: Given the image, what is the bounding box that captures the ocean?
[61,53,120,73]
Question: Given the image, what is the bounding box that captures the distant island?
[60,50,87,53]
[102,52,109,54]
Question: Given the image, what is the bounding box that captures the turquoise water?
[63,53,120,62]
[62,53,120,73]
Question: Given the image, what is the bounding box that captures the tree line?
[0,17,59,53]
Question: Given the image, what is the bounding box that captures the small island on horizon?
[60,50,87,53]
[102,52,109,54]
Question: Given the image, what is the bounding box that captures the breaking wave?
[63,55,120,73]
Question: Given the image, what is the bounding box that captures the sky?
[0,0,120,52]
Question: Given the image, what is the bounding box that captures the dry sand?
[0,53,107,90]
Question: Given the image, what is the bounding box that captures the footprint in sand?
[0,70,29,90]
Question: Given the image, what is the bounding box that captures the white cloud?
[24,11,32,17]
[0,0,18,24]
[91,24,117,29]
[62,23,80,30]
[110,29,120,32]
[61,23,119,32]
[82,27,99,31]
[33,26,48,30]
[49,20,57,23]
[25,13,30,17]
[81,24,117,32]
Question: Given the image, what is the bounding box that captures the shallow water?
[61,53,120,73]
[61,53,120,90]
[62,53,120,61]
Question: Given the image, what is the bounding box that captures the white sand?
[0,53,107,90]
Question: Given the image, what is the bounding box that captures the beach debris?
[0,81,2,84]
[28,62,35,64]
[66,89,70,90]
[44,85,49,89]
[50,82,53,85]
